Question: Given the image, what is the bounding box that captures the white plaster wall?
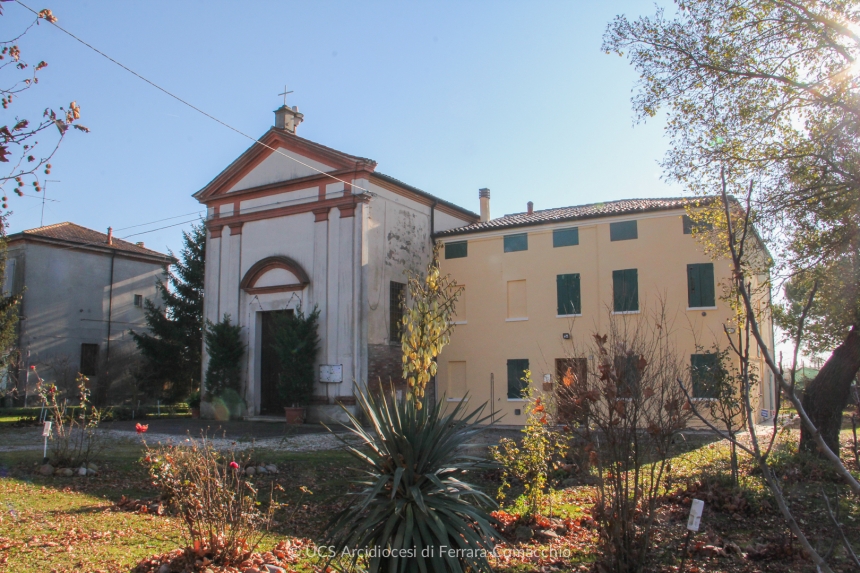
[434,209,472,232]
[228,148,335,192]
[239,213,316,278]
[239,187,318,215]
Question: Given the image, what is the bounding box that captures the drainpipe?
[430,200,436,247]
[104,247,116,402]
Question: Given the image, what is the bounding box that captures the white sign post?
[41,421,52,463]
[680,498,705,573]
[687,498,704,531]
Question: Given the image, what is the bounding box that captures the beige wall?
[437,208,774,425]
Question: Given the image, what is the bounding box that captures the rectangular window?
[612,269,639,312]
[556,273,581,315]
[80,344,99,377]
[134,294,144,308]
[687,263,715,308]
[691,353,720,398]
[555,358,587,386]
[445,241,467,259]
[683,214,713,234]
[507,358,530,399]
[503,233,528,252]
[610,220,638,241]
[506,280,527,319]
[614,354,642,395]
[553,227,579,248]
[448,361,467,397]
[389,281,406,346]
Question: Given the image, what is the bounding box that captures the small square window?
[553,227,579,248]
[445,241,468,259]
[683,214,713,235]
[134,294,144,308]
[503,233,528,252]
[610,220,638,241]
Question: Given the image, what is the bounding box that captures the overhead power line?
[14,0,373,196]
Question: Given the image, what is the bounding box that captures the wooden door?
[259,310,292,415]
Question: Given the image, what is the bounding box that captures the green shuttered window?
[503,233,528,252]
[687,263,715,307]
[553,227,579,247]
[612,269,639,312]
[556,273,581,315]
[610,220,638,241]
[691,353,719,398]
[507,359,529,399]
[445,241,468,259]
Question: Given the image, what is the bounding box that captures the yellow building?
[434,192,775,425]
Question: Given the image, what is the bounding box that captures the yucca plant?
[324,389,500,573]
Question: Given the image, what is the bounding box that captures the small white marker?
[41,421,52,462]
[687,498,704,531]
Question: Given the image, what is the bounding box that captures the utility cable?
[14,0,373,196]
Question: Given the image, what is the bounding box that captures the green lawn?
[1,426,859,572]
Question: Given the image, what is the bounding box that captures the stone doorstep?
[241,405,358,425]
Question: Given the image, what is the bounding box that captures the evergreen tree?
[203,314,245,399]
[131,223,205,403]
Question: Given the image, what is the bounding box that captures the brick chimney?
[527,201,534,215]
[479,188,491,223]
[274,105,304,133]
[106,227,113,245]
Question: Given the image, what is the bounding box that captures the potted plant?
[272,305,320,424]
[187,390,201,419]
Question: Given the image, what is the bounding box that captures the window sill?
[556,314,582,318]
[687,306,718,311]
[690,397,718,402]
[505,317,528,322]
[507,398,528,402]
[611,310,640,315]
[452,320,468,325]
[446,397,468,402]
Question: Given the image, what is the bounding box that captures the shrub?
[203,314,245,401]
[143,436,274,567]
[491,371,568,517]
[324,389,500,573]
[272,305,320,408]
[39,374,105,467]
[559,303,692,573]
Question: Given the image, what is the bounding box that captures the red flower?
[135,423,149,434]
[29,365,36,370]
[229,461,239,469]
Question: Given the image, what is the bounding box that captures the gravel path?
[0,425,360,453]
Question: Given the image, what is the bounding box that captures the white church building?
[194,104,478,420]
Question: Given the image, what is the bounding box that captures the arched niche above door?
[240,256,310,295]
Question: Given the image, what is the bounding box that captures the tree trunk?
[800,324,860,455]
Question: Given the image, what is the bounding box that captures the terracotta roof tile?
[434,196,712,237]
[12,222,173,261]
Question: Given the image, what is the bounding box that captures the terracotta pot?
[190,407,200,419]
[284,407,306,424]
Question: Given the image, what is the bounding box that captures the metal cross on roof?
[278,85,294,106]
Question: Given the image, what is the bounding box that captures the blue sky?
[2,0,677,255]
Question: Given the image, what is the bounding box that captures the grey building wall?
[7,241,167,403]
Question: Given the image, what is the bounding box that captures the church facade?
[194,105,477,420]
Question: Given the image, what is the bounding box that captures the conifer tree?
[131,223,205,403]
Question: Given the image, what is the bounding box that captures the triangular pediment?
[194,128,377,201]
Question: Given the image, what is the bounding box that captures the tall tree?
[603,0,860,454]
[1,5,88,206]
[131,223,205,403]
